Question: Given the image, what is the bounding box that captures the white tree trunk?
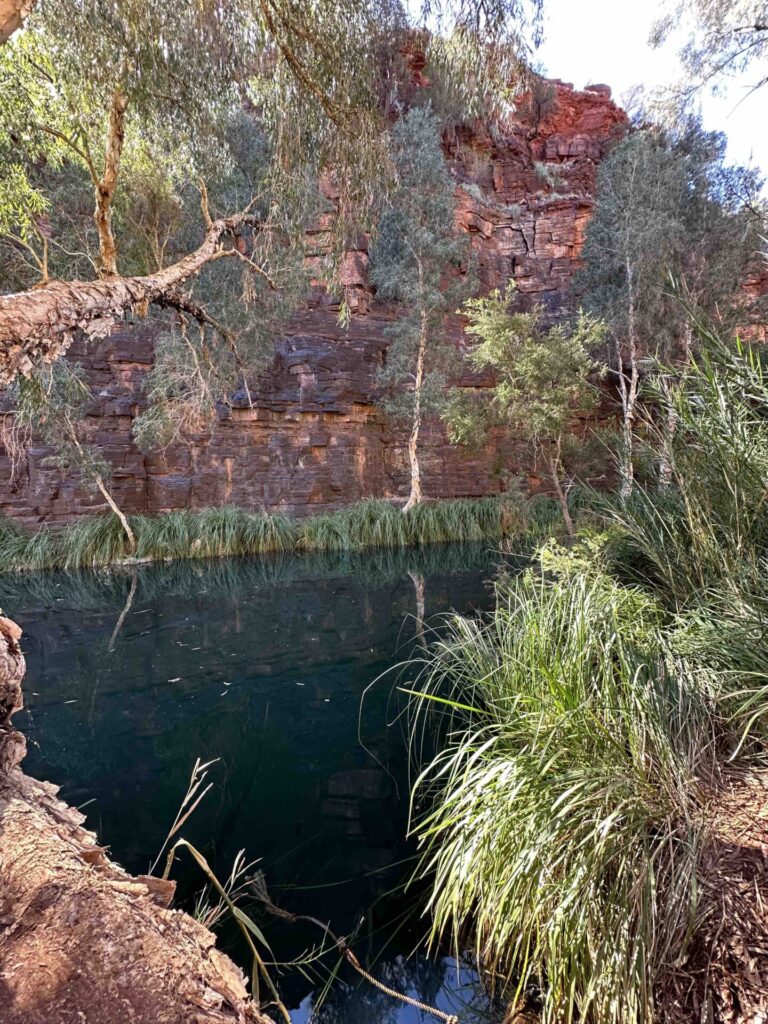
[403,309,427,513]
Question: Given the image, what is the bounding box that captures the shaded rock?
[0,621,270,1024]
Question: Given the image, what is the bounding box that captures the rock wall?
[0,81,628,527]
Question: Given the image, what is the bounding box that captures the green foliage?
[453,282,605,531]
[0,1,544,283]
[0,1,547,492]
[0,495,533,574]
[578,121,764,365]
[602,334,768,608]
[651,0,768,93]
[8,362,111,494]
[370,105,472,425]
[459,283,604,443]
[410,553,708,1023]
[0,2,243,246]
[409,319,768,1022]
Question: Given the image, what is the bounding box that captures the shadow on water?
[6,543,507,1022]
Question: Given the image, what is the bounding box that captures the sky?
[536,0,768,180]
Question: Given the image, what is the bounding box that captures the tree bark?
[94,89,128,276]
[0,211,259,385]
[402,307,427,514]
[548,439,575,539]
[0,0,34,43]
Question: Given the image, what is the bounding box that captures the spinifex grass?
[408,553,715,1024]
[0,494,554,574]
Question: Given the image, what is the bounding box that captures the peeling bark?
[0,212,259,385]
[0,619,271,1024]
[94,90,128,276]
[0,0,34,43]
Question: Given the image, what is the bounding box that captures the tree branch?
[0,211,260,384]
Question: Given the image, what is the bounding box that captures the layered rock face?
[0,81,627,526]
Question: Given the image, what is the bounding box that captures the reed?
[408,332,768,1022]
[0,494,543,574]
[409,555,711,1023]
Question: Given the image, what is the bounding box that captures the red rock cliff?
[0,81,628,526]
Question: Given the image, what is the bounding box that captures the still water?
[4,544,503,1023]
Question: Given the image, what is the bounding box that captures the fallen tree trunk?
[0,616,271,1024]
[0,212,258,385]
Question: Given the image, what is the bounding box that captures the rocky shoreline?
[0,615,270,1024]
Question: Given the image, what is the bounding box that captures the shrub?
[410,552,711,1023]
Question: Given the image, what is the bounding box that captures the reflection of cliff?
[0,82,627,526]
[15,546,497,998]
[0,620,266,1024]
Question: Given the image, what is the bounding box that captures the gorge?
[0,79,627,527]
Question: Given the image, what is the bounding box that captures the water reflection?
[7,545,502,1021]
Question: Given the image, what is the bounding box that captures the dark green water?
[6,544,503,1023]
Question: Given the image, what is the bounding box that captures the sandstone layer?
[0,80,628,526]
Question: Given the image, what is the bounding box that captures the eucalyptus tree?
[0,0,544,384]
[369,105,472,511]
[651,0,768,95]
[577,121,763,498]
[576,131,686,501]
[0,0,542,533]
[454,283,603,537]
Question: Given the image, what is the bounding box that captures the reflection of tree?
[108,569,137,651]
[304,953,501,1024]
[0,543,497,612]
[408,571,426,644]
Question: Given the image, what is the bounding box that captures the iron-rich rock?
[0,81,628,526]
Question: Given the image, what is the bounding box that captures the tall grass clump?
[600,331,768,751]
[409,329,768,1021]
[603,332,768,608]
[0,493,541,574]
[409,549,714,1023]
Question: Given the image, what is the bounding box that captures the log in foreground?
[0,616,270,1024]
